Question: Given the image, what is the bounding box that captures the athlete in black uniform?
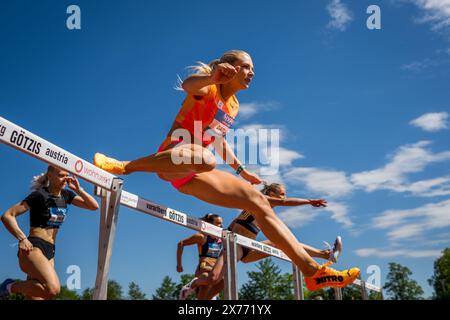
[176,213,223,300]
[0,166,99,300]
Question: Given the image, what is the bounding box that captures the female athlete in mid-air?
[93,50,359,290]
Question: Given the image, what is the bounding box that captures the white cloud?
[401,57,446,72]
[371,199,450,240]
[396,176,450,197]
[277,201,353,229]
[410,112,449,131]
[411,0,450,31]
[278,147,304,166]
[326,0,353,31]
[351,141,450,195]
[238,101,280,119]
[278,206,321,228]
[322,201,353,228]
[355,247,442,258]
[284,167,354,198]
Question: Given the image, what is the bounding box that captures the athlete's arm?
[1,202,29,242]
[214,138,262,185]
[215,138,241,171]
[176,233,205,273]
[181,63,240,96]
[266,197,327,208]
[67,176,99,211]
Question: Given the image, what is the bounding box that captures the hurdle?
[94,187,383,300]
[0,116,382,300]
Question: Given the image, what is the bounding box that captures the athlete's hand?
[67,175,81,192]
[211,63,240,84]
[19,238,33,255]
[240,169,263,185]
[309,199,327,208]
[177,265,183,273]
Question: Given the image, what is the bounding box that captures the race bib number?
[205,108,235,139]
[207,242,223,258]
[48,207,67,227]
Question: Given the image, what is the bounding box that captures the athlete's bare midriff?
[29,227,58,244]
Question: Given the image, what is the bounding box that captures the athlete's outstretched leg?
[94,144,216,176]
[179,170,320,277]
[179,169,360,289]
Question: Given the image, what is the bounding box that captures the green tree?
[383,262,424,300]
[175,274,196,301]
[304,288,333,300]
[239,258,294,300]
[81,287,94,300]
[128,281,146,300]
[152,274,196,300]
[55,286,80,300]
[152,276,178,300]
[80,280,123,300]
[342,284,363,300]
[368,291,383,300]
[428,248,450,300]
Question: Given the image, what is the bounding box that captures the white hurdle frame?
[1,116,382,300]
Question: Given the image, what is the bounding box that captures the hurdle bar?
[94,186,302,299]
[95,186,383,300]
[1,116,382,300]
[0,116,123,300]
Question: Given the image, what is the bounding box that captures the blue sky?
[1,0,449,299]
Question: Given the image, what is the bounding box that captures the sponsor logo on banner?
[166,209,186,225]
[9,130,41,155]
[0,123,6,137]
[121,193,138,208]
[200,221,207,231]
[251,241,262,250]
[187,217,199,228]
[75,160,83,173]
[45,147,69,165]
[73,160,112,187]
[146,202,166,216]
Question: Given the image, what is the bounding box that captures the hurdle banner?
[0,117,115,190]
[95,183,383,300]
[1,116,382,300]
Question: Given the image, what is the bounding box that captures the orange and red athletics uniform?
[157,84,239,189]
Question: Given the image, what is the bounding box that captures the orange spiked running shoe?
[93,153,125,175]
[304,264,360,291]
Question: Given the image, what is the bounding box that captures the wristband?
[235,165,246,175]
[18,237,27,242]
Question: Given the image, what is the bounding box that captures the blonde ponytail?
[261,183,284,196]
[30,172,49,190]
